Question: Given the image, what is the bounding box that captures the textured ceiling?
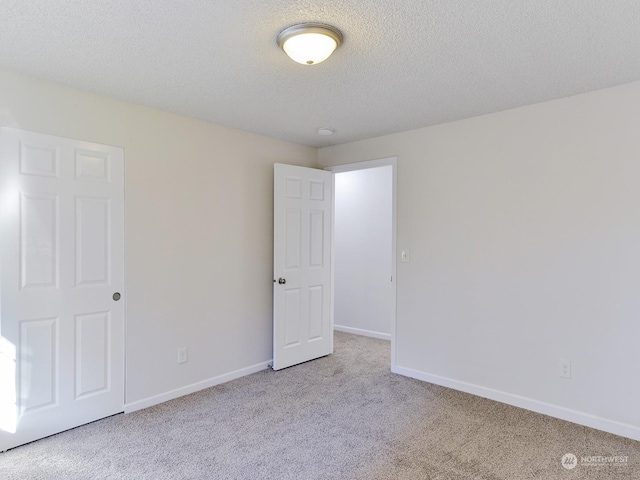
[1,1,640,147]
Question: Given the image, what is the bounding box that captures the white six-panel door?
[0,127,124,451]
[273,164,332,370]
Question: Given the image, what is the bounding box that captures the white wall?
[0,68,317,409]
[334,166,393,339]
[319,81,640,441]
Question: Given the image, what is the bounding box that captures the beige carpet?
[1,332,638,479]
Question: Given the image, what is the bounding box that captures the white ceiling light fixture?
[277,23,343,66]
[317,127,334,136]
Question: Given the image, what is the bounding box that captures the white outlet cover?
[178,348,188,364]
[559,358,571,378]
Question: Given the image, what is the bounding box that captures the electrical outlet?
[559,359,571,378]
[177,347,188,364]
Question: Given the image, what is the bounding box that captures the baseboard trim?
[124,360,272,414]
[334,324,391,341]
[394,365,640,442]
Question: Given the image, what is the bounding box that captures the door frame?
[325,157,398,372]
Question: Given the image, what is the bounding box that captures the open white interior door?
[273,164,333,370]
[0,127,124,451]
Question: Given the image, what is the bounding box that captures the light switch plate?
[401,250,410,263]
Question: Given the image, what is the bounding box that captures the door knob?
[278,278,286,285]
[112,292,121,301]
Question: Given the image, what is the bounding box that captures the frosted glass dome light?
[277,23,343,66]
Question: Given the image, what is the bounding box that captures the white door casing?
[273,164,333,370]
[326,157,398,371]
[0,127,124,451]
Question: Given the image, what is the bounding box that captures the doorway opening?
[326,158,397,370]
